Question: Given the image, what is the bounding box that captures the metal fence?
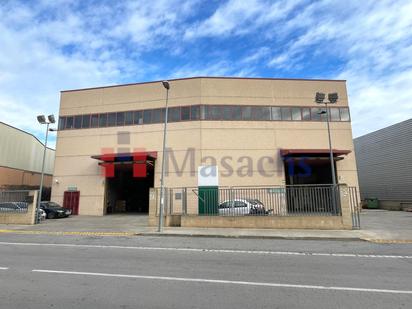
[0,190,32,213]
[160,185,350,217]
[348,186,361,229]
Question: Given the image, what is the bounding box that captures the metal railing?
[0,190,32,213]
[157,185,345,217]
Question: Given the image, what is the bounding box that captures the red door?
[63,191,80,215]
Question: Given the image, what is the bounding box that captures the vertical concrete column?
[339,184,353,229]
[29,190,38,225]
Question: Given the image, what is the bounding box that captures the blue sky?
[1,0,411,148]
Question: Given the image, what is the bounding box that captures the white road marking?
[0,241,411,259]
[0,267,9,270]
[32,269,412,295]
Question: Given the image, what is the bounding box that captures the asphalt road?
[0,233,411,309]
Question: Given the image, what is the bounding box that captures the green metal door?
[198,186,219,215]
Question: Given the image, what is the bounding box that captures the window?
[340,108,350,121]
[181,106,191,121]
[191,105,200,120]
[152,108,163,123]
[281,107,292,120]
[311,108,322,121]
[116,112,125,126]
[291,107,302,121]
[99,113,107,127]
[233,201,247,208]
[134,111,143,124]
[91,114,99,128]
[82,114,91,128]
[125,111,133,125]
[242,106,252,120]
[219,202,232,209]
[252,106,271,120]
[222,106,233,120]
[168,107,180,122]
[330,108,340,121]
[143,110,152,124]
[233,106,242,120]
[271,107,281,120]
[107,113,116,126]
[207,106,223,120]
[302,108,311,121]
[74,115,82,129]
[58,117,66,130]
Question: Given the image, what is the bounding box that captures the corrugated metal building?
[354,119,412,209]
[0,122,55,189]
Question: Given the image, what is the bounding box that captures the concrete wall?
[0,191,38,225]
[53,77,359,216]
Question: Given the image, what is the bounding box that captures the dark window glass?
[222,106,233,120]
[281,107,292,120]
[134,111,143,124]
[152,108,163,123]
[340,108,350,121]
[116,112,125,126]
[181,106,190,121]
[99,113,107,127]
[168,107,180,122]
[311,107,323,121]
[58,117,66,130]
[82,114,91,128]
[330,108,340,121]
[206,106,222,120]
[91,114,99,128]
[74,115,82,129]
[252,106,271,120]
[302,108,311,120]
[191,105,200,120]
[125,111,133,125]
[107,113,116,126]
[233,106,242,120]
[291,107,302,121]
[143,110,152,124]
[242,106,252,120]
[271,107,281,120]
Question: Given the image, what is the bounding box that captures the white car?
[37,208,47,221]
[218,199,266,216]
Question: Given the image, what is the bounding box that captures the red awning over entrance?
[91,151,157,178]
[280,149,351,158]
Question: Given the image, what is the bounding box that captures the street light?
[36,114,56,223]
[158,81,170,232]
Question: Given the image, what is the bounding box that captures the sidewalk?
[0,210,411,243]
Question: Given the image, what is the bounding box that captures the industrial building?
[354,119,412,210]
[0,122,55,190]
[51,76,359,221]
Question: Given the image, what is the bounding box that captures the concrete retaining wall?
[0,191,38,225]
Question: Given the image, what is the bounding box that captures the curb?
[0,229,135,237]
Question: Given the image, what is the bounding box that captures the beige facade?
[52,77,359,217]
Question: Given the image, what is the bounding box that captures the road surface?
[0,233,411,308]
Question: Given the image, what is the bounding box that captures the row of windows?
[58,105,351,130]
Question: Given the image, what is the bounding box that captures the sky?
[0,0,411,149]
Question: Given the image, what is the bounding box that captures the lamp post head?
[315,92,325,104]
[162,80,170,90]
[48,114,56,123]
[37,115,47,124]
[328,92,338,103]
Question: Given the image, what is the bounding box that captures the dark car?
[40,201,72,219]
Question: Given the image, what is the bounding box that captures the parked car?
[37,208,47,221]
[40,201,72,219]
[218,199,268,216]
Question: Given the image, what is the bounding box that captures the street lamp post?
[316,92,338,212]
[36,114,56,223]
[158,81,170,232]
